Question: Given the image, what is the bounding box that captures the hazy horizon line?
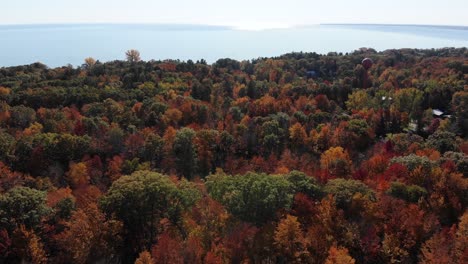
[1,22,467,31]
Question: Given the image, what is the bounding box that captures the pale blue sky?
[2,0,468,29]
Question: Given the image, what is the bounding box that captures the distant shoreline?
[321,23,468,31]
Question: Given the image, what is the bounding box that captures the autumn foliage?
[0,48,467,263]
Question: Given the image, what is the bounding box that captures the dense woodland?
[0,47,467,264]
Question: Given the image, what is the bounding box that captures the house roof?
[432,109,444,116]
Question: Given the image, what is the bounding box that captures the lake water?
[0,24,467,67]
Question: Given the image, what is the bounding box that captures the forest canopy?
[0,47,467,263]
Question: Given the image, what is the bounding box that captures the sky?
[2,0,468,30]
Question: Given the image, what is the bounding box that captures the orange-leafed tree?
[289,123,308,154]
[47,187,75,219]
[419,210,468,264]
[27,230,47,264]
[320,147,353,178]
[72,185,102,208]
[325,246,356,264]
[420,227,457,264]
[204,249,224,264]
[84,155,103,185]
[163,108,183,127]
[274,214,309,263]
[186,197,229,250]
[161,126,177,172]
[66,162,89,188]
[106,155,123,182]
[364,153,390,178]
[9,226,47,264]
[379,196,439,263]
[54,204,122,264]
[454,212,468,263]
[0,162,28,192]
[134,250,154,264]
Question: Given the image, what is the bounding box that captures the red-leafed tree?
[151,231,184,264]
